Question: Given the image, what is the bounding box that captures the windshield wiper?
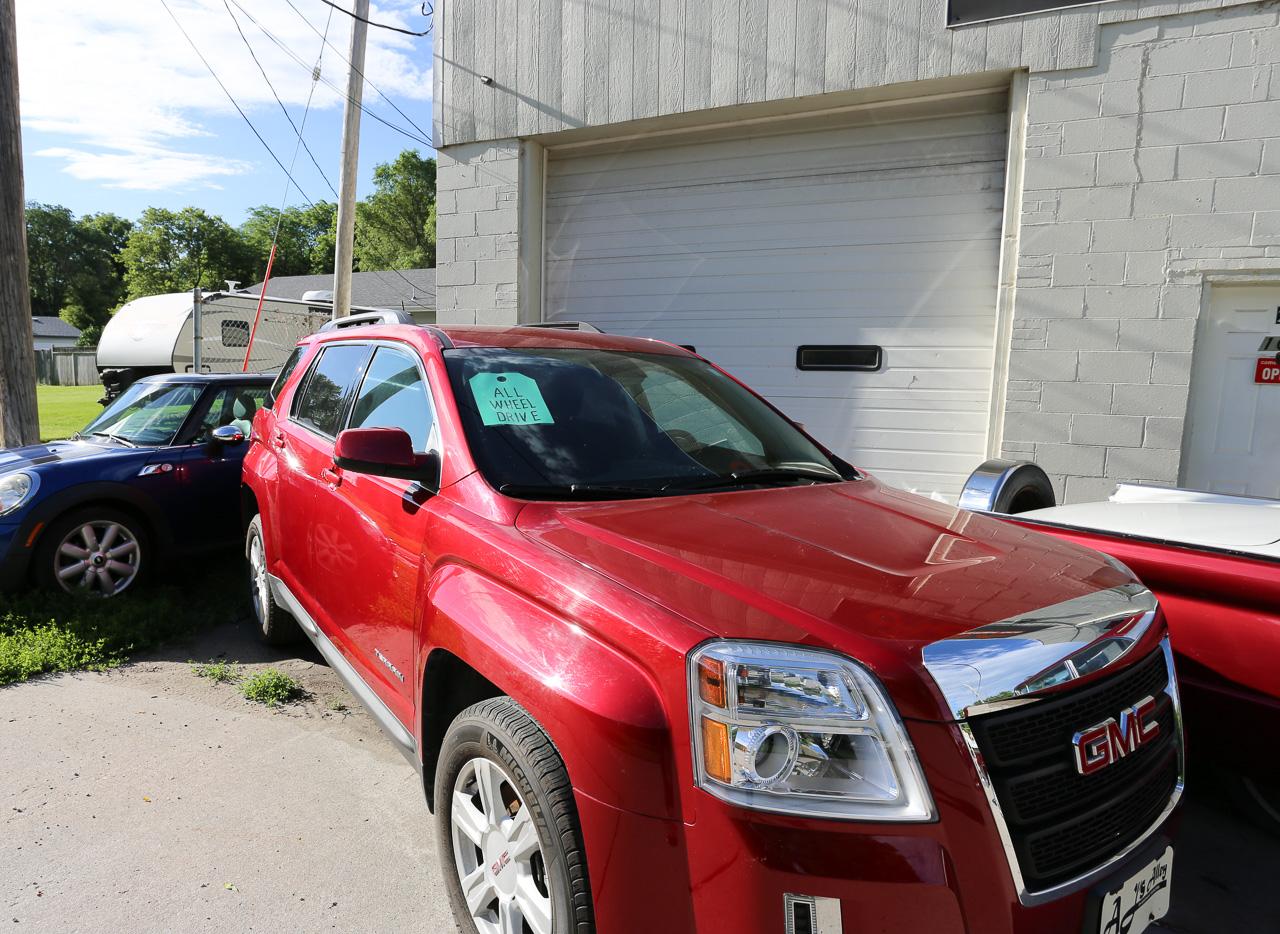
[664,467,843,491]
[498,482,674,501]
[88,431,139,448]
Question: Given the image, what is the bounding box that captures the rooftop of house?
[31,316,82,339]
[245,269,435,311]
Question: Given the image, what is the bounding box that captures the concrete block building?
[432,0,1280,503]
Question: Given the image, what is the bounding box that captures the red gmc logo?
[1072,696,1160,775]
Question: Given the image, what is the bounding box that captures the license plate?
[1097,846,1173,934]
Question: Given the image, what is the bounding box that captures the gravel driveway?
[2,616,1276,933]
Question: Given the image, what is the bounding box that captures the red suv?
[242,319,1183,934]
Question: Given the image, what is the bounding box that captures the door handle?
[273,431,286,448]
[321,466,342,487]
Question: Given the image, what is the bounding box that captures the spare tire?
[959,459,1057,514]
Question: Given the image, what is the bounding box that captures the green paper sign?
[469,372,555,426]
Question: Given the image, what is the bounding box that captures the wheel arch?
[21,483,170,582]
[419,564,680,822]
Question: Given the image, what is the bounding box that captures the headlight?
[689,641,935,821]
[0,472,37,517]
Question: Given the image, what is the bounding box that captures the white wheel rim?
[54,520,140,596]
[249,534,269,625]
[450,757,553,934]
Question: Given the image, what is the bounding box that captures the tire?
[435,697,594,934]
[995,466,1057,514]
[961,459,1057,514]
[36,506,148,597]
[245,514,298,645]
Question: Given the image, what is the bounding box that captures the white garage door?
[544,92,1009,501]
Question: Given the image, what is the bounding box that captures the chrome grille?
[967,646,1181,892]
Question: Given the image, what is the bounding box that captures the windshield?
[444,347,849,499]
[80,381,205,446]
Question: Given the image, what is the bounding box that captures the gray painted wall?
[434,0,1261,147]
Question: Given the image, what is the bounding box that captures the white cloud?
[17,0,433,192]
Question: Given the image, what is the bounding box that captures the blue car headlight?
[0,472,38,517]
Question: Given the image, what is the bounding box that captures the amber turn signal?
[697,657,727,708]
[701,717,732,784]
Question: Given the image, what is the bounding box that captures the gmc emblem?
[1072,696,1160,775]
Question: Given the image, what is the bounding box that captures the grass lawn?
[37,384,103,441]
[0,561,245,686]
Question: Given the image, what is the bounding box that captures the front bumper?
[0,521,32,589]
[575,716,1181,934]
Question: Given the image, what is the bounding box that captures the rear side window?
[292,343,370,437]
[267,346,306,409]
[348,346,436,452]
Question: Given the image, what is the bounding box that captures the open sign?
[1257,358,1280,384]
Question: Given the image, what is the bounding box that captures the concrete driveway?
[2,616,1277,933]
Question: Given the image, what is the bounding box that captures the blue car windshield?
[80,382,205,446]
[443,347,847,499]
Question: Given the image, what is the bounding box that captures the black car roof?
[138,372,274,385]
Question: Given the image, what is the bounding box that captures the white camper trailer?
[96,290,435,399]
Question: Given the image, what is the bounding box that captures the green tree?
[354,150,436,270]
[121,207,255,300]
[26,204,133,345]
[61,212,134,345]
[240,201,338,278]
[25,203,79,318]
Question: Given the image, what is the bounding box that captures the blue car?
[0,373,273,596]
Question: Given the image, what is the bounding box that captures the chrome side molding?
[269,574,421,771]
[922,583,1159,720]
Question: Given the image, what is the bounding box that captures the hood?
[516,478,1133,721]
[0,439,145,475]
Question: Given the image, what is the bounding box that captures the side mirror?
[209,425,246,446]
[334,427,441,491]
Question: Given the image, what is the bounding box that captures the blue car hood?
[0,439,148,475]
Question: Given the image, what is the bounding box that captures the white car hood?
[1022,490,1280,559]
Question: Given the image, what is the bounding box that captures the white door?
[543,92,1008,501]
[1183,286,1280,499]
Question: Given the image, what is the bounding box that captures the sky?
[15,0,434,226]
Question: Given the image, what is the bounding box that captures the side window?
[347,346,435,452]
[292,344,370,438]
[194,386,270,441]
[221,320,250,348]
[636,368,764,456]
[267,346,306,409]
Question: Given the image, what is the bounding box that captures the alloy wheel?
[54,520,140,596]
[249,534,269,625]
[450,757,553,934]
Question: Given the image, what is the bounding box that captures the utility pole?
[0,0,39,447]
[331,0,369,320]
[192,287,203,373]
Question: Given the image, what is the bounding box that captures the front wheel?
[436,698,594,934]
[245,514,297,645]
[36,506,147,597]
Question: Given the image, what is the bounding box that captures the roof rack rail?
[522,320,604,334]
[318,310,415,331]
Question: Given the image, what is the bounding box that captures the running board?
[269,574,421,772]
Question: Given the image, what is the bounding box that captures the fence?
[35,348,99,386]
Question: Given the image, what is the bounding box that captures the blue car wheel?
[37,506,147,597]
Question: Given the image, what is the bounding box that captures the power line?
[158,0,318,207]
[225,0,432,148]
[222,0,339,200]
[282,0,433,147]
[314,0,432,37]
